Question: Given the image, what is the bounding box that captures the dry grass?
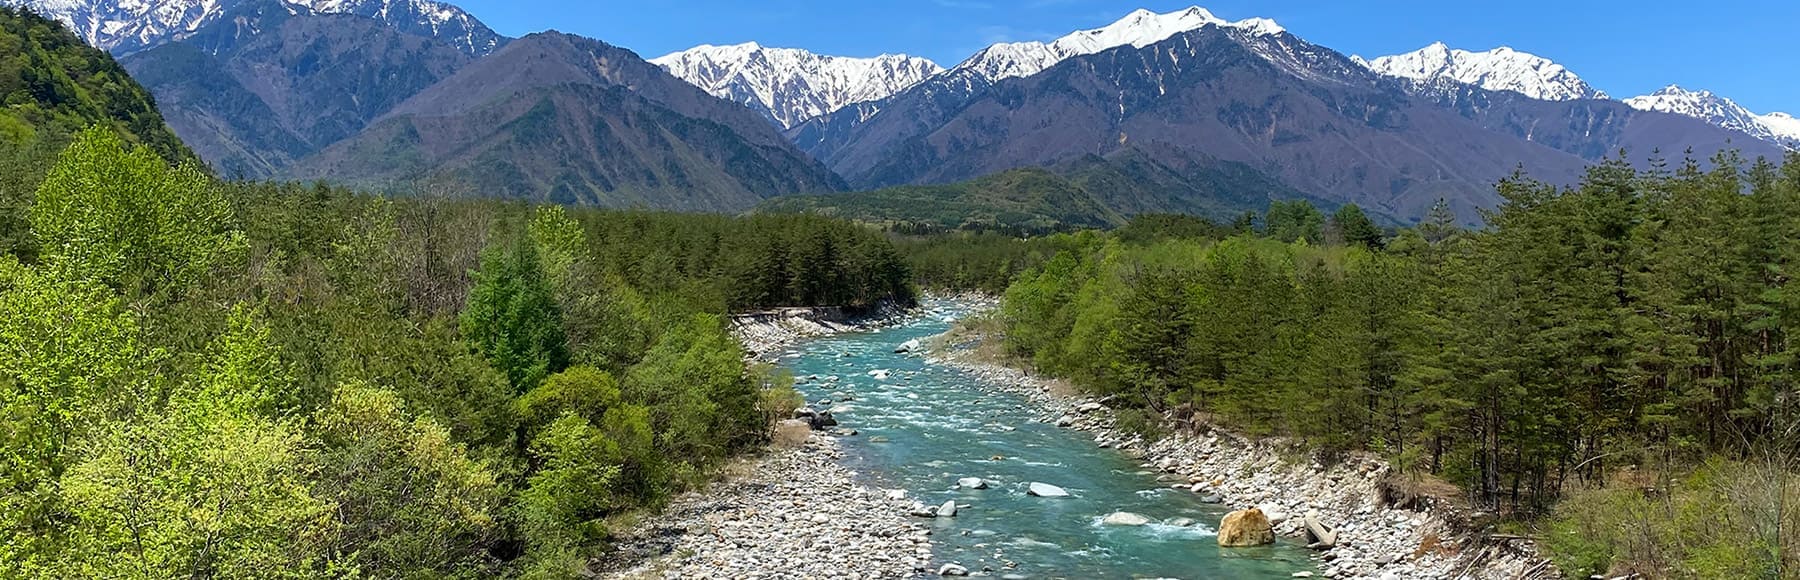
[772,420,811,448]
[1380,470,1465,512]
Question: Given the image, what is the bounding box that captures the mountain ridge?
[650,43,942,129]
[2,0,505,56]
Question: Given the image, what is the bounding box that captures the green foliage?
[625,314,761,462]
[2,127,921,576]
[0,7,196,260]
[757,167,1125,235]
[997,151,1800,533]
[57,407,332,579]
[1264,199,1325,243]
[515,414,622,553]
[462,237,570,392]
[1330,203,1384,249]
[314,383,503,577]
[1544,460,1798,579]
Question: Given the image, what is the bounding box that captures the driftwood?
[1487,534,1541,542]
[1303,510,1338,548]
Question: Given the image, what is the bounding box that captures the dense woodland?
[0,127,912,577]
[994,154,1800,578]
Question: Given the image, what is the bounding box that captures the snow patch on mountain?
[651,42,942,129]
[1358,42,1606,101]
[951,6,1287,83]
[3,0,503,55]
[1625,85,1799,150]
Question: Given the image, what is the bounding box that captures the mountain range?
[4,0,1792,221]
[68,0,842,209]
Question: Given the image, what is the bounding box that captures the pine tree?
[461,239,569,392]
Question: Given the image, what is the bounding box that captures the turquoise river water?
[773,301,1317,578]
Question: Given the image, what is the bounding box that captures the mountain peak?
[652,42,943,129]
[1625,85,1798,149]
[951,5,1285,83]
[1361,42,1605,101]
[3,0,506,56]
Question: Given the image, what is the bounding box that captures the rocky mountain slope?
[120,0,472,178]
[285,32,846,211]
[797,22,1607,219]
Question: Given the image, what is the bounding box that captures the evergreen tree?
[461,239,569,392]
[1331,203,1384,250]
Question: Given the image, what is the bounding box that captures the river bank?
[928,318,1556,580]
[601,302,931,579]
[604,434,934,579]
[730,301,911,359]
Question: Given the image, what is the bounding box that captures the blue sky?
[455,0,1794,114]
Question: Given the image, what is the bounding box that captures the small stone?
[1027,482,1070,497]
[936,500,957,518]
[957,477,988,489]
[938,563,969,576]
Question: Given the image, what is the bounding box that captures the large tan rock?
[1217,508,1275,547]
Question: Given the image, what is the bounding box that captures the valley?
[0,1,1795,579]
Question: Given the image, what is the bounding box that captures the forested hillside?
[0,6,195,258]
[0,128,912,578]
[994,153,1800,578]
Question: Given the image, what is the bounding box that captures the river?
[773,300,1318,578]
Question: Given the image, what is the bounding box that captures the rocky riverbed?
[931,345,1557,580]
[603,304,928,579]
[730,302,909,359]
[604,434,934,579]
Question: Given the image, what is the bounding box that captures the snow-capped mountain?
[1624,85,1799,150]
[2,0,504,56]
[951,6,1285,83]
[651,43,942,129]
[1357,42,1606,101]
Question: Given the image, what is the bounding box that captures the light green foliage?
[0,257,150,568]
[0,125,922,576]
[625,314,761,462]
[515,414,622,553]
[314,383,503,577]
[517,365,621,432]
[57,408,332,579]
[1546,461,1798,579]
[194,305,297,416]
[30,127,240,296]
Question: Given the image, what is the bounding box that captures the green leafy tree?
[30,127,240,297]
[313,383,504,577]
